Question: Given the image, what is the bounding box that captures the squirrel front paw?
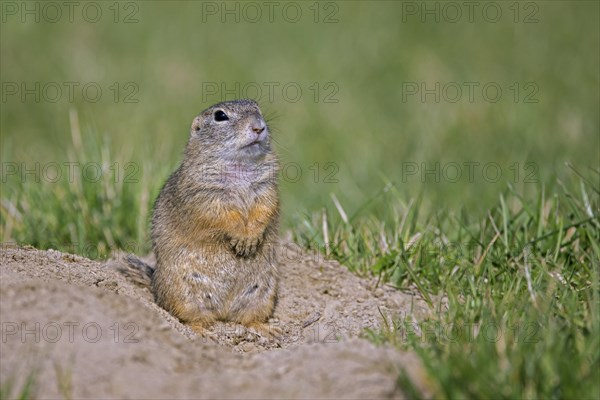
[228,235,262,257]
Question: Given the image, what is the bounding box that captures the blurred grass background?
[2,2,598,239]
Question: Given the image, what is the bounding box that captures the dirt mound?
[0,244,433,399]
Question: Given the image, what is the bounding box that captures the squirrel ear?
[191,117,202,133]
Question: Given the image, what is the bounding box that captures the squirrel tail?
[116,254,155,289]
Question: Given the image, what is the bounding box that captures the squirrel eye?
[214,110,229,122]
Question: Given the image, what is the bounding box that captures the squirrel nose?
[251,118,266,136]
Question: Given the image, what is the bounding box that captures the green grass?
[0,370,37,400]
[304,175,599,398]
[2,112,163,256]
[1,1,599,398]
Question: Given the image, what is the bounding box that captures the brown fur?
[128,99,280,336]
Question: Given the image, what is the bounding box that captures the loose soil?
[0,243,435,399]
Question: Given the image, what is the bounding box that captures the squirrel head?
[188,99,273,164]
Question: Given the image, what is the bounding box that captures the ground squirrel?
[123,99,280,337]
